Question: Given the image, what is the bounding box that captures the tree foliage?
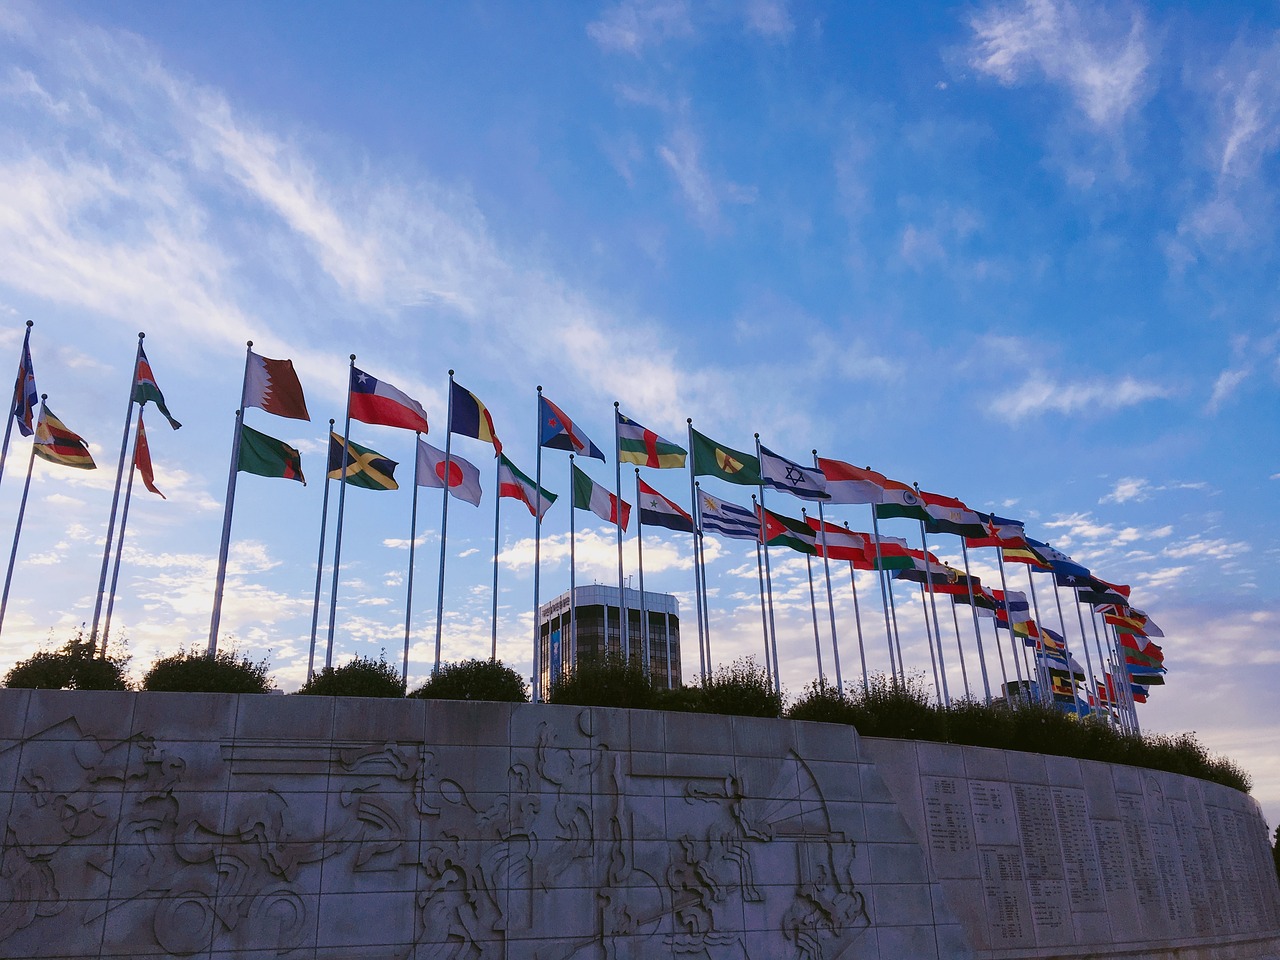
[695,657,782,717]
[142,647,272,694]
[4,628,129,690]
[297,655,404,698]
[549,652,654,709]
[410,658,528,702]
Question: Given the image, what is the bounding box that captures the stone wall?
[0,689,1276,960]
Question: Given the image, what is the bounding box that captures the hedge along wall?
[0,688,1277,960]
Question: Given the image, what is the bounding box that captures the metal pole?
[0,400,39,639]
[1049,577,1085,718]
[697,517,712,671]
[839,522,869,696]
[403,432,422,685]
[433,373,456,675]
[102,412,142,652]
[325,355,356,669]
[490,455,501,661]
[533,386,544,702]
[306,420,335,681]
[869,507,900,682]
[686,422,707,683]
[810,467,843,693]
[755,537,772,689]
[569,455,578,674]
[960,541,992,702]
[1022,560,1050,706]
[916,517,949,707]
[754,490,781,697]
[613,403,627,662]
[634,469,649,681]
[208,341,253,654]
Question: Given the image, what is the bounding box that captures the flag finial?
[246,340,253,347]
[328,418,336,426]
[448,369,454,377]
[138,331,145,340]
[349,354,356,361]
[25,319,32,328]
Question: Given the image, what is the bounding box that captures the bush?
[4,629,129,690]
[696,657,781,718]
[652,684,705,713]
[549,652,654,709]
[297,655,404,697]
[786,682,860,724]
[143,647,272,693]
[410,658,527,702]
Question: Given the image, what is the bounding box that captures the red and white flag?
[244,351,310,421]
[416,438,482,506]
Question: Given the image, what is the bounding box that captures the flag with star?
[759,444,829,500]
[637,478,693,533]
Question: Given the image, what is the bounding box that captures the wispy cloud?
[988,372,1171,422]
[587,0,695,55]
[1099,476,1209,504]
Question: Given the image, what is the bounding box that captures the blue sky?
[0,0,1277,822]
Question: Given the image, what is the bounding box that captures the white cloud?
[656,124,756,232]
[988,373,1171,422]
[587,0,694,54]
[1161,537,1250,561]
[743,0,793,41]
[1099,477,1209,504]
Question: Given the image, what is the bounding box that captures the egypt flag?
[244,351,310,421]
[919,490,987,538]
[134,346,181,429]
[573,464,630,529]
[498,453,557,520]
[637,478,693,533]
[617,411,685,469]
[33,405,96,469]
[349,367,429,433]
[134,413,165,497]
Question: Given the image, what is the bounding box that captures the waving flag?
[134,414,165,498]
[498,453,556,519]
[417,438,482,506]
[760,506,818,554]
[872,480,928,521]
[698,490,761,541]
[238,423,305,484]
[861,535,915,571]
[816,458,890,504]
[760,445,829,500]
[349,367,429,432]
[617,412,685,468]
[806,517,866,562]
[1002,540,1052,569]
[450,380,502,455]
[965,513,1026,549]
[33,405,96,469]
[920,490,987,537]
[134,346,181,429]
[637,478,693,533]
[690,428,761,486]
[1028,538,1094,585]
[328,432,398,490]
[244,352,310,421]
[572,464,629,529]
[540,395,604,459]
[11,339,36,437]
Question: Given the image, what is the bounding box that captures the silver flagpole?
[0,320,33,492]
[613,403,627,662]
[1112,622,1141,734]
[403,432,422,686]
[490,455,501,661]
[991,556,1026,703]
[843,522,870,695]
[801,511,826,692]
[568,454,577,672]
[948,600,970,700]
[697,516,712,670]
[1087,603,1114,723]
[916,516,949,707]
[1021,560,1050,705]
[1068,584,1101,721]
[102,411,142,652]
[811,455,843,693]
[208,341,252,655]
[0,396,40,639]
[533,386,544,702]
[868,506,900,683]
[915,578,943,704]
[753,435,782,696]
[960,542,992,702]
[307,419,336,681]
[1048,576,1085,718]
[325,355,356,670]
[91,332,143,653]
[433,373,456,676]
[686,421,707,683]
[634,468,649,680]
[754,536,771,689]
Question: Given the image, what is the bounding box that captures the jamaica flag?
[328,431,398,490]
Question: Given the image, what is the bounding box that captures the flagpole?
[533,386,544,702]
[991,555,1027,704]
[0,320,33,492]
[800,510,826,692]
[432,372,456,676]
[490,455,502,661]
[568,454,577,672]
[869,506,900,684]
[843,522,870,695]
[812,452,844,693]
[1086,602,1114,724]
[307,419,336,681]
[754,435,782,697]
[0,396,40,639]
[613,402,627,662]
[325,355,356,670]
[91,332,144,653]
[1069,584,1101,721]
[697,516,712,671]
[686,420,707,684]
[207,341,253,655]
[404,431,422,687]
[1111,622,1141,734]
[634,468,649,681]
[916,512,950,707]
[948,600,970,700]
[754,535,771,689]
[1022,560,1049,705]
[102,410,143,652]
[960,541,992,702]
[1048,576,1085,718]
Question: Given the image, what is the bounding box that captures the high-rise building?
[538,585,681,692]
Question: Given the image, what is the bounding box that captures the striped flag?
[498,454,557,519]
[134,346,181,429]
[637,478,693,533]
[450,380,502,455]
[617,411,685,468]
[572,464,629,529]
[698,490,760,541]
[134,414,165,498]
[33,405,96,470]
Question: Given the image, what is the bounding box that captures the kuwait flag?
[350,366,429,432]
[244,351,310,421]
[572,464,630,530]
[498,453,557,519]
[416,438,482,507]
[617,411,686,469]
[638,478,693,533]
[134,345,181,429]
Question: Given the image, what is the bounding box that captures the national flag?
[861,534,916,571]
[238,423,305,484]
[698,490,761,541]
[349,367,429,433]
[449,380,502,456]
[1044,664,1077,702]
[872,480,929,522]
[965,513,1027,549]
[759,445,829,501]
[816,457,891,504]
[416,438,482,507]
[134,346,181,429]
[11,339,36,437]
[1126,667,1165,686]
[572,464,629,529]
[134,414,165,498]
[895,560,975,594]
[919,490,987,538]
[617,412,685,469]
[954,583,999,610]
[805,517,866,562]
[1002,541,1052,569]
[1027,538,1092,584]
[328,432,398,490]
[1122,646,1166,671]
[498,453,557,519]
[637,479,694,533]
[759,506,818,554]
[33,405,96,469]
[244,351,310,421]
[1012,619,1041,644]
[690,428,761,486]
[1039,626,1067,655]
[1077,587,1130,607]
[992,589,1030,624]
[540,395,604,459]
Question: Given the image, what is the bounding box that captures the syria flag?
[349,366,429,432]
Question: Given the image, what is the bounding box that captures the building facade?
[538,584,680,692]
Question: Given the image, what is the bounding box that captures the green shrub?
[549,652,654,709]
[851,672,947,741]
[410,658,528,702]
[696,657,781,718]
[652,684,705,713]
[143,647,272,693]
[787,682,860,724]
[5,629,129,690]
[297,655,404,697]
